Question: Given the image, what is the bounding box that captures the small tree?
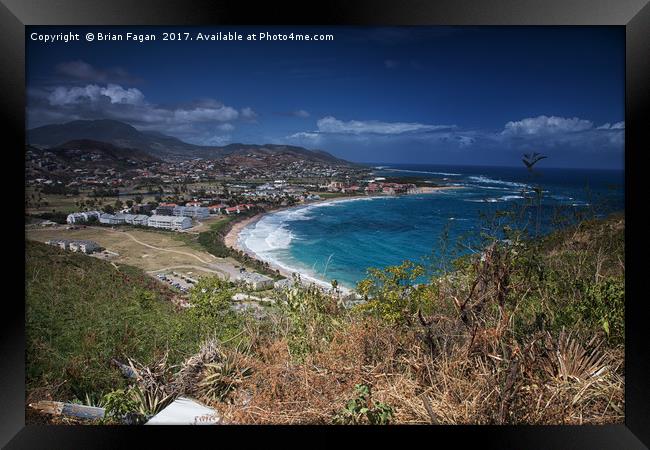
[356,261,432,325]
[188,277,234,322]
[522,152,547,236]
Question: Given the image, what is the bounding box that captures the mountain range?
[27,119,352,166]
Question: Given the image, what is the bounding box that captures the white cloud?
[48,84,145,106]
[293,109,310,118]
[172,106,238,123]
[316,116,454,135]
[287,131,322,142]
[30,83,258,146]
[502,115,593,136]
[597,121,625,130]
[493,115,625,153]
[217,123,235,132]
[240,107,258,120]
[456,136,475,147]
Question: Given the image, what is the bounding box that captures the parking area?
[154,271,199,293]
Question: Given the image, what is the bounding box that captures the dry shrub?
[114,307,623,426]
[179,307,624,425]
[216,318,403,424]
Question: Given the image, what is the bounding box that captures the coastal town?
[26,139,451,310]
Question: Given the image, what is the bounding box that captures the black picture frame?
[2,0,648,447]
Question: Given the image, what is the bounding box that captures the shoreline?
[222,186,463,292]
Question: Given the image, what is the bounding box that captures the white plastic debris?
[145,397,220,425]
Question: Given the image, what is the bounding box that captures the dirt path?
[91,227,214,265]
[147,265,228,277]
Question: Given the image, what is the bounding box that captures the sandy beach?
[222,186,462,291]
[223,210,299,281]
[224,213,263,253]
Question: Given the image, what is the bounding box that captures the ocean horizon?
[239,163,624,289]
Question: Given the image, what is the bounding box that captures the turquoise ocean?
[239,164,624,289]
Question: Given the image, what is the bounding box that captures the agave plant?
[198,350,253,403]
[543,330,608,382]
[130,385,176,418]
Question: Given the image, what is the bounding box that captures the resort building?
[208,203,229,214]
[147,215,192,230]
[365,183,381,194]
[341,185,360,193]
[45,239,101,254]
[327,181,344,192]
[236,272,274,291]
[66,211,101,224]
[99,213,125,225]
[173,205,210,219]
[154,205,175,216]
[122,214,150,226]
[68,240,102,254]
[131,203,153,214]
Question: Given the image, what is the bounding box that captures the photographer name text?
[30,31,335,44]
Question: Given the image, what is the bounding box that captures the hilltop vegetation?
[25,212,625,425]
[25,241,241,406]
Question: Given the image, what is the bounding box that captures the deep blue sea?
[239,164,624,289]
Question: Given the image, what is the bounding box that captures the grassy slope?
[25,241,208,401]
[25,213,625,425]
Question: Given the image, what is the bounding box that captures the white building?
[147,215,192,230]
[122,214,150,226]
[99,213,127,225]
[46,239,101,254]
[235,272,274,291]
[66,211,101,224]
[173,205,209,219]
[68,240,101,254]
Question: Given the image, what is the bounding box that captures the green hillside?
[25,241,213,402]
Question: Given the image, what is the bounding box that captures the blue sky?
[27,26,625,168]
